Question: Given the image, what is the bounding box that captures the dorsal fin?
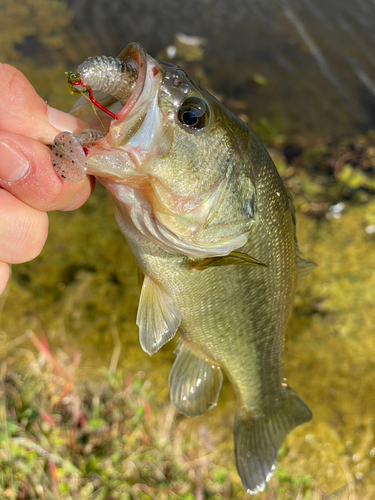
[296,255,317,284]
[136,276,181,355]
[287,191,317,284]
[169,340,223,417]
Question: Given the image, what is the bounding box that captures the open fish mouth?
[67,42,151,130]
[52,40,167,188]
[52,42,163,183]
[52,42,251,256]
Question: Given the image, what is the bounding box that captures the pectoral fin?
[169,340,223,417]
[136,276,181,355]
[190,251,267,271]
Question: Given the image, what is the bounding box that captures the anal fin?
[169,341,223,417]
[136,276,181,356]
[234,386,312,494]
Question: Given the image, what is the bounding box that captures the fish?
[52,42,314,493]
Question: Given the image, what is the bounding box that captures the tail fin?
[234,386,312,494]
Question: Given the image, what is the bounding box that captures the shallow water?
[8,0,375,136]
[2,0,375,496]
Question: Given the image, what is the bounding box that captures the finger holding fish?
[0,64,94,295]
[0,64,93,211]
[0,63,87,144]
[0,189,48,264]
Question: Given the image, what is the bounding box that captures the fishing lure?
[52,129,105,182]
[67,56,138,118]
[52,55,138,181]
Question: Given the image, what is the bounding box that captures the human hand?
[0,64,94,295]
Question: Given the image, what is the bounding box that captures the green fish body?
[53,42,313,493]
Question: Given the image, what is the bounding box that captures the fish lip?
[115,42,149,121]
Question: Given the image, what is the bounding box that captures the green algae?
[0,0,80,110]
[284,204,375,495]
[0,0,72,63]
[0,185,170,385]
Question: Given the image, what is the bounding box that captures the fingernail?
[47,105,88,134]
[0,141,30,182]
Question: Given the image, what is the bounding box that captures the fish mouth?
[64,45,253,258]
[115,42,149,121]
[68,42,152,130]
[107,43,163,147]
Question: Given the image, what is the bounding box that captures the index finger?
[0,64,87,144]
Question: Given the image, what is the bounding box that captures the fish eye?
[177,97,210,130]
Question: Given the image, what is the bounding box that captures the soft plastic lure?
[67,55,138,118]
[52,129,105,182]
[52,55,138,181]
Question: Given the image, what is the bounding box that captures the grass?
[1,331,235,500]
[0,331,339,500]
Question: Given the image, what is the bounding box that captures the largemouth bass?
[52,43,314,493]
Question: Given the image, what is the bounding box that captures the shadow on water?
[2,0,375,497]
